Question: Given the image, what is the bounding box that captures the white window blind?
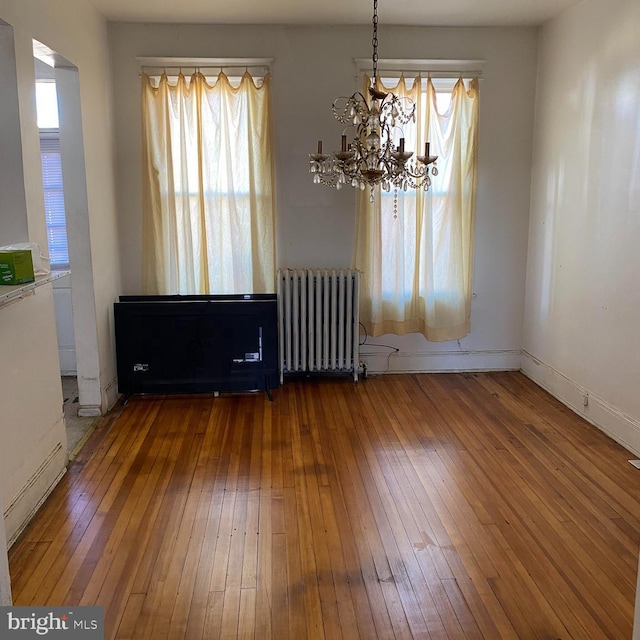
[39,136,69,267]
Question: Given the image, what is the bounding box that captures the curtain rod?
[359,71,482,79]
[138,57,273,77]
[137,56,272,69]
[139,67,271,78]
[354,58,485,77]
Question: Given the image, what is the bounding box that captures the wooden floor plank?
[8,373,640,639]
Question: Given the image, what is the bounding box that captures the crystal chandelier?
[309,0,438,200]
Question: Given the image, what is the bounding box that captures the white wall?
[53,273,76,374]
[0,0,121,545]
[0,287,68,545]
[0,0,121,414]
[522,0,640,455]
[110,23,539,372]
[0,22,28,245]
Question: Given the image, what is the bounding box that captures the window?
[36,80,59,128]
[141,70,275,295]
[354,75,479,341]
[36,80,69,268]
[39,135,68,267]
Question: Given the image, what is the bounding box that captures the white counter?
[0,271,70,307]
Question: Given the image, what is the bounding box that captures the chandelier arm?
[333,92,368,107]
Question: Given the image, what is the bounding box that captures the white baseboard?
[4,442,67,547]
[360,348,522,374]
[78,405,102,418]
[521,351,640,458]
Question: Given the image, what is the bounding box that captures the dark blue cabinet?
[114,294,278,400]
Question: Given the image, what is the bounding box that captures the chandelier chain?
[372,0,379,81]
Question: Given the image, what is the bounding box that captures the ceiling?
[87,0,583,28]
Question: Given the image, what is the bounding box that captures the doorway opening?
[33,41,100,457]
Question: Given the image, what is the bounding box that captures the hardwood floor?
[9,372,640,639]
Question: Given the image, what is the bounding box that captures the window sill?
[0,271,70,308]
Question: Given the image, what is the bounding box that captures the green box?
[0,249,35,285]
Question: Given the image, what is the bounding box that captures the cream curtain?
[354,75,479,341]
[141,71,275,294]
